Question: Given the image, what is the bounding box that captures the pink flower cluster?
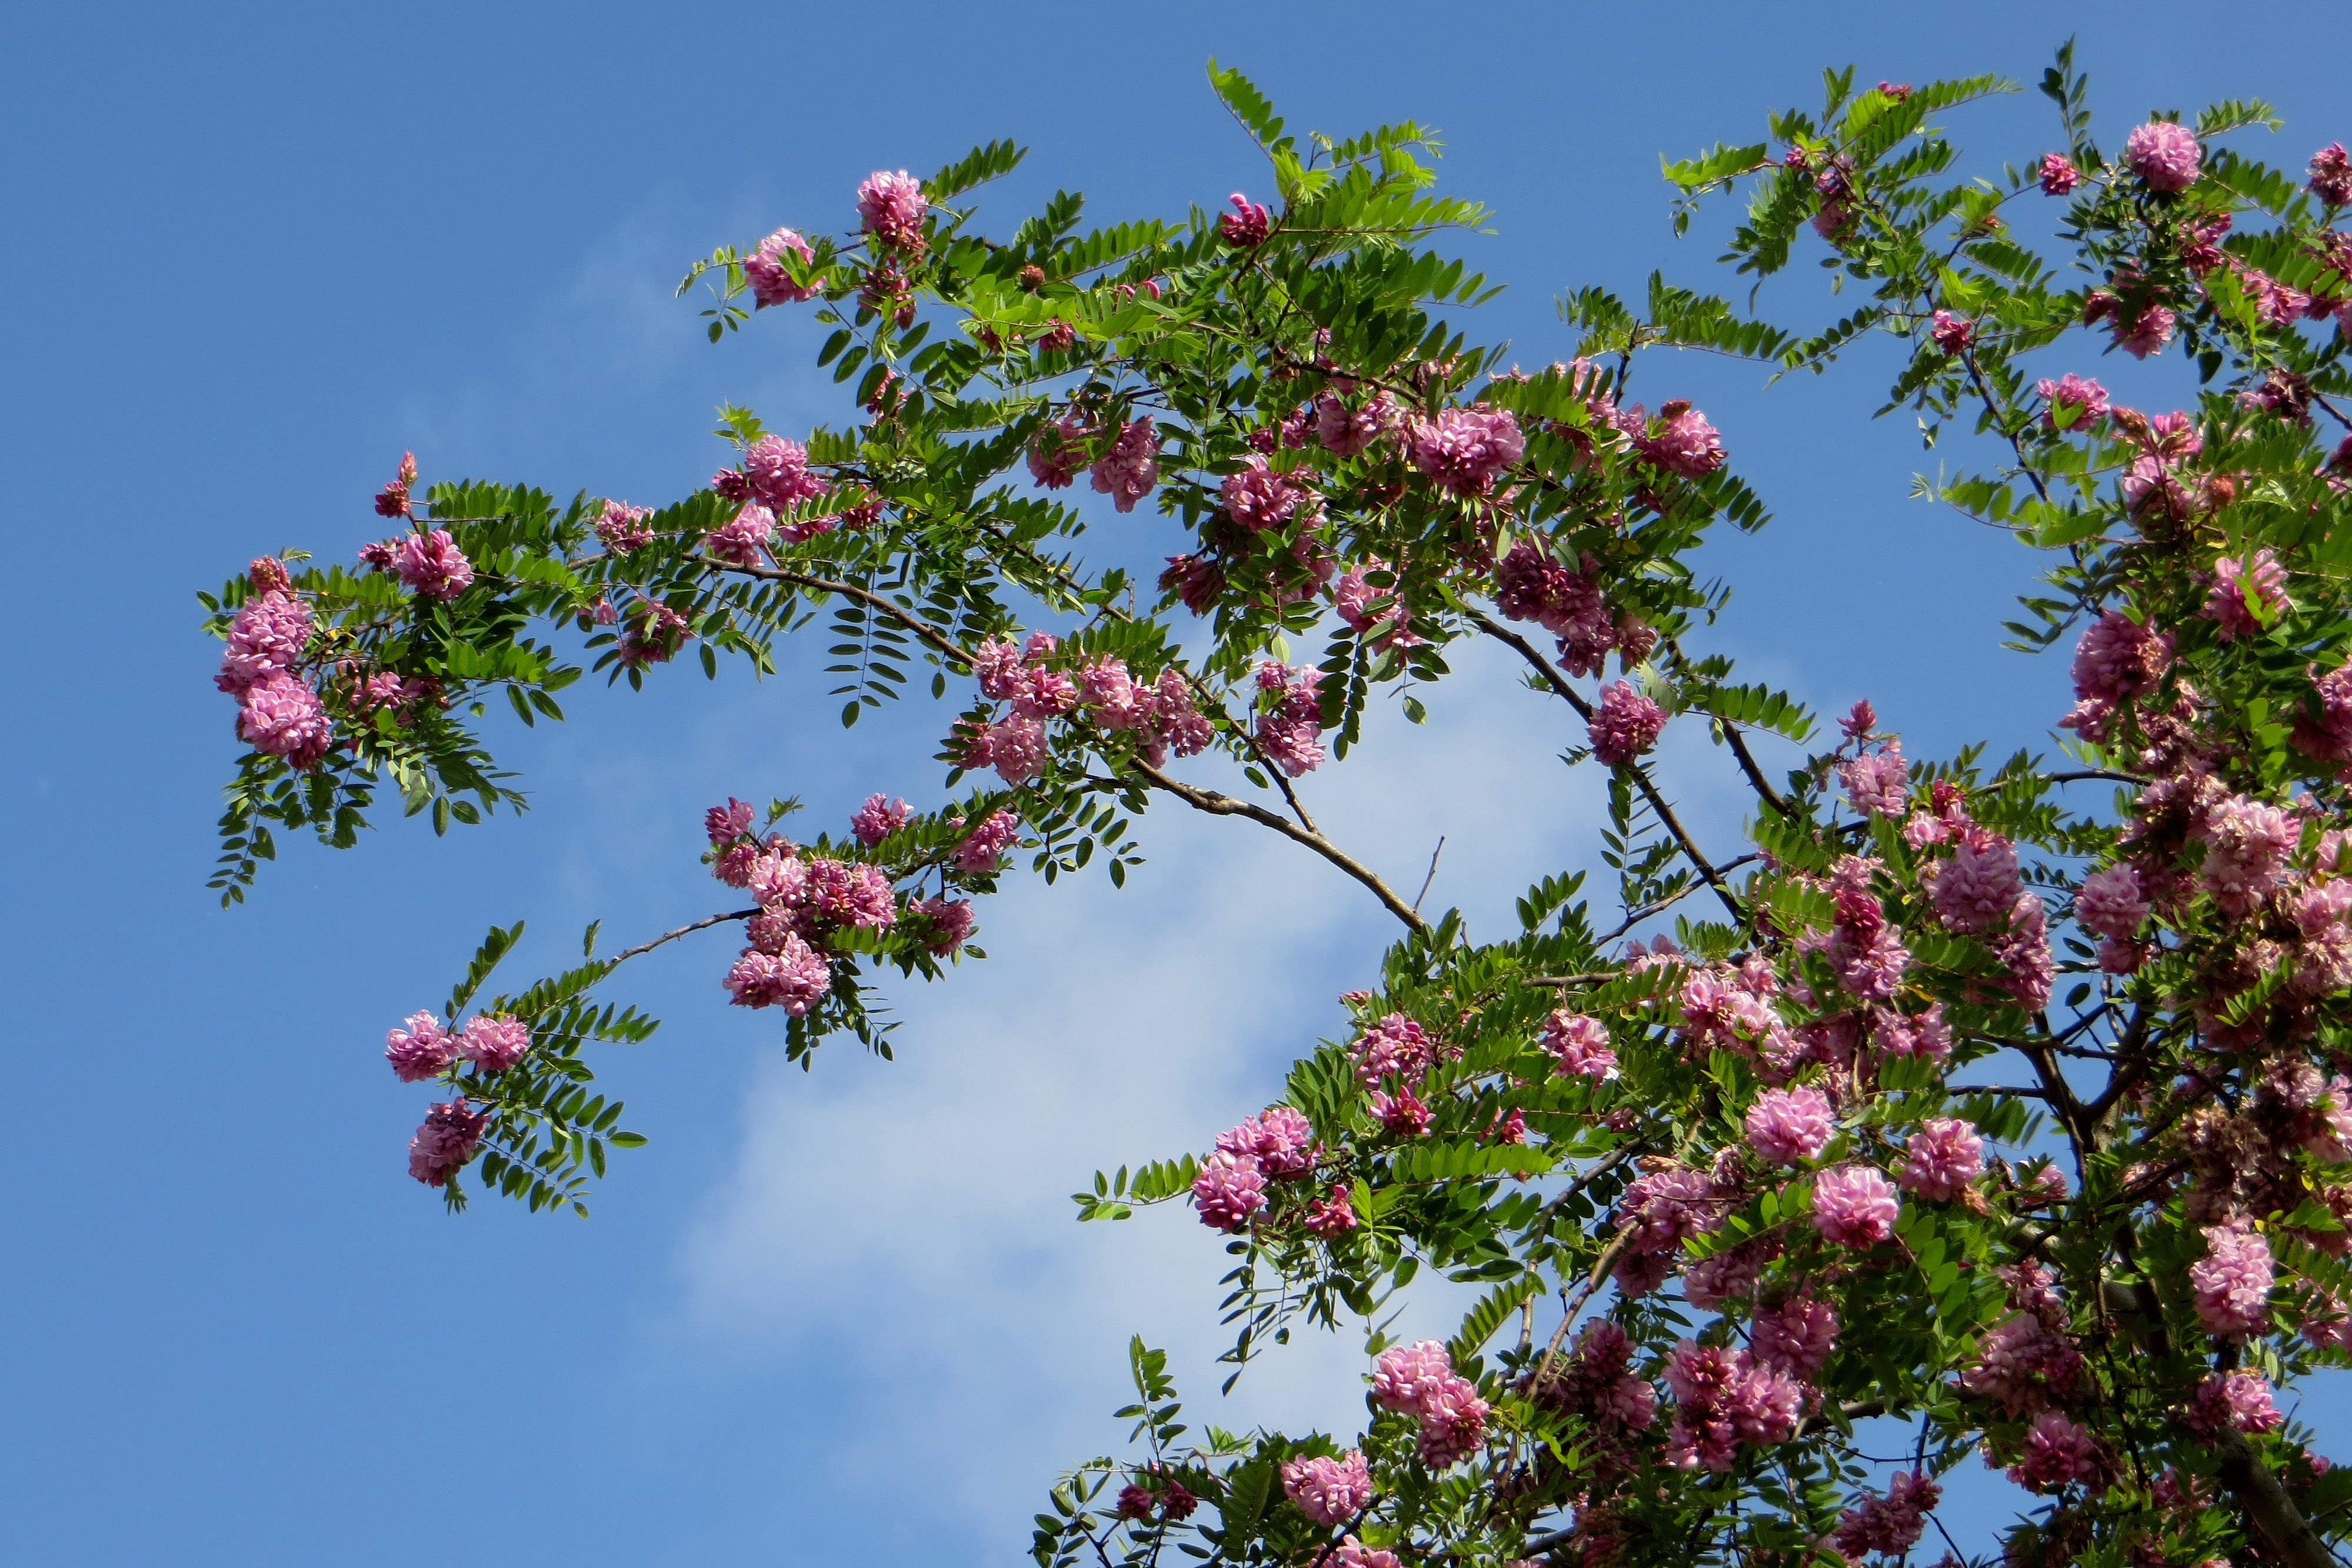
[596,499,656,552]
[1218,192,1271,248]
[408,1097,486,1186]
[2315,144,2352,207]
[1898,1118,1984,1201]
[2190,1220,2274,1338]
[1088,418,1160,513]
[1494,542,1642,676]
[1588,680,1667,766]
[1752,1295,1838,1379]
[1840,741,1910,818]
[2006,1410,2103,1492]
[1407,406,1524,496]
[1744,1087,1834,1165]
[2124,120,2201,193]
[385,1010,533,1080]
[1627,400,1727,478]
[1351,1012,1435,1087]
[964,633,1212,781]
[2204,549,2291,641]
[850,793,913,845]
[1332,559,1422,652]
[1279,1450,1371,1526]
[392,531,475,600]
[857,170,927,255]
[1371,1341,1489,1469]
[1191,1150,1267,1232]
[954,808,1021,872]
[2037,373,2109,430]
[745,226,817,307]
[1255,660,1328,777]
[1832,1471,1941,1559]
[1315,391,1400,458]
[1811,1163,1899,1248]
[2197,793,2297,918]
[1220,453,1311,529]
[2037,153,2081,195]
[2185,1369,2285,1436]
[1541,1009,1617,1079]
[1215,1105,1317,1179]
[1661,1340,1802,1472]
[218,579,334,768]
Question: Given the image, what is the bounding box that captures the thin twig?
[1414,837,1447,913]
[608,908,758,966]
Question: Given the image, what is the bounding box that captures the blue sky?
[4,2,2348,1562]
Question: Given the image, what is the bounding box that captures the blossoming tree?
[200,43,2352,1568]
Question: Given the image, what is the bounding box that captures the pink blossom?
[459,1015,531,1073]
[744,435,826,509]
[2313,144,2352,208]
[2126,121,2202,192]
[1588,680,1667,766]
[1899,1118,1984,1202]
[745,226,817,306]
[1220,453,1307,529]
[911,896,976,956]
[1930,311,1975,353]
[2070,610,2170,704]
[595,500,655,552]
[1304,1185,1360,1237]
[216,590,316,697]
[1834,1472,1941,1559]
[1332,1539,1399,1568]
[2037,154,2081,195]
[1352,1013,1435,1086]
[407,1098,485,1186]
[2204,550,2291,641]
[1218,192,1271,248]
[394,531,474,600]
[1371,1087,1431,1137]
[1415,1373,1490,1468]
[1812,1164,1899,1248]
[704,505,775,566]
[2198,794,2296,916]
[1315,392,1398,457]
[1875,1003,1951,1061]
[1148,670,1215,758]
[385,1011,457,1082]
[1027,412,1091,489]
[1617,1167,1730,1256]
[971,715,1048,784]
[1371,1341,1455,1413]
[2190,1221,2274,1338]
[2116,303,2178,359]
[2037,373,2110,430]
[1542,1010,1617,1079]
[850,793,912,844]
[1751,1294,1839,1379]
[1633,401,1727,477]
[1661,1342,1801,1472]
[1994,890,2055,1007]
[237,674,334,766]
[2187,1369,2285,1436]
[748,850,808,909]
[856,169,927,253]
[1216,1106,1317,1179]
[712,842,761,887]
[954,810,1021,872]
[1841,745,1910,818]
[2071,866,2146,943]
[1280,1451,1372,1526]
[1745,1087,1835,1166]
[1933,829,2023,934]
[1960,1312,2083,1414]
[805,858,898,928]
[1408,406,1525,495]
[2007,1410,2103,1492]
[1088,417,1160,512]
[722,935,831,1014]
[1332,560,1420,649]
[1192,1150,1266,1232]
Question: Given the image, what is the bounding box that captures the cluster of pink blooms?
[1219,452,1312,530]
[1587,680,1667,766]
[1811,1163,1900,1247]
[1899,1118,1985,1201]
[849,793,912,844]
[2204,549,2291,641]
[2005,1409,2104,1492]
[2080,288,2177,360]
[384,1009,532,1082]
[2036,373,2109,431]
[962,632,1213,782]
[1218,192,1271,248]
[2190,1220,2275,1337]
[1371,1340,1489,1468]
[2037,153,2081,196]
[1278,1450,1371,1526]
[1744,1087,1834,1165]
[1493,542,1650,677]
[1621,400,1727,478]
[1660,1339,1803,1472]
[2184,1368,2285,1436]
[2061,608,2173,743]
[2315,144,2352,207]
[857,170,927,255]
[1089,418,1160,512]
[1314,391,1400,458]
[2197,793,2298,919]
[745,226,818,307]
[1913,813,2054,1006]
[701,798,920,1015]
[1255,660,1328,777]
[1192,1105,1317,1232]
[1331,558,1422,652]
[408,1097,486,1186]
[1541,1009,1617,1079]
[1811,856,1912,1003]
[358,500,478,600]
[218,565,333,767]
[1831,1470,1941,1559]
[2124,120,2202,193]
[1959,1265,2084,1416]
[1405,406,1524,497]
[595,499,656,552]
[1928,311,1974,353]
[1840,741,1910,819]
